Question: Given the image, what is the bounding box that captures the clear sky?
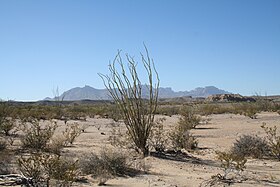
[0,0,279,101]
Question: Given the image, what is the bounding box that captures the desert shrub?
[169,124,197,151]
[102,104,122,122]
[261,123,280,160]
[80,149,129,185]
[18,153,79,186]
[198,104,228,115]
[243,108,258,119]
[199,103,238,116]
[62,122,82,146]
[64,106,87,121]
[149,118,167,153]
[17,154,45,184]
[100,47,159,156]
[21,119,57,151]
[201,150,248,187]
[234,103,259,119]
[108,125,137,151]
[231,135,270,159]
[43,155,79,186]
[178,107,201,130]
[48,122,83,154]
[156,106,180,116]
[0,102,16,136]
[216,150,247,179]
[48,136,66,155]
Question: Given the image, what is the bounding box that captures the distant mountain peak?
[45,85,231,101]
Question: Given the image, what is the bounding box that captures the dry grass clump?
[80,149,131,186]
[231,135,270,159]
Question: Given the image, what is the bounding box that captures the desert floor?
[54,111,280,187]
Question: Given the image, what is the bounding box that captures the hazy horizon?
[1,0,279,101]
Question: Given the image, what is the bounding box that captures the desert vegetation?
[1,97,280,186]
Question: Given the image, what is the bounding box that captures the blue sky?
[0,0,279,101]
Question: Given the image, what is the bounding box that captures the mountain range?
[45,85,231,101]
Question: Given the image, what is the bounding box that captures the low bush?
[261,123,280,160]
[48,136,66,155]
[198,104,231,116]
[0,102,16,136]
[149,118,167,153]
[20,119,57,152]
[80,149,129,186]
[231,135,269,159]
[216,150,247,179]
[169,125,197,151]
[156,106,180,116]
[62,123,82,146]
[178,107,201,130]
[18,153,79,186]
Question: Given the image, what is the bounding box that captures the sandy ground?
[4,112,279,186]
[53,112,280,187]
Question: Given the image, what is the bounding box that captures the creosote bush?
[231,135,270,159]
[149,118,167,153]
[80,149,130,186]
[261,123,280,160]
[169,125,197,151]
[18,153,79,186]
[21,119,57,152]
[178,107,201,130]
[100,46,159,156]
[216,150,247,179]
[0,102,16,136]
[168,109,198,151]
[62,122,82,146]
